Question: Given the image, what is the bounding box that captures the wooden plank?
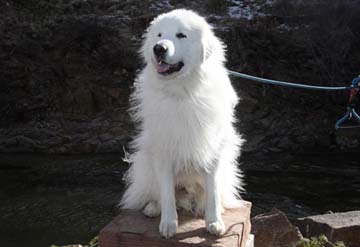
[99,201,251,247]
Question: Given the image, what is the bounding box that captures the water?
[241,153,360,218]
[0,154,126,247]
[0,153,359,247]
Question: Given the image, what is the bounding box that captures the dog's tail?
[119,151,157,210]
[219,132,245,209]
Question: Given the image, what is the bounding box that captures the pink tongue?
[156,63,171,73]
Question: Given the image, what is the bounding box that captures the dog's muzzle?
[153,40,184,75]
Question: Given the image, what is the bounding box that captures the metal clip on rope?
[335,76,360,129]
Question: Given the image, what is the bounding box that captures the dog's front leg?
[205,169,225,236]
[158,165,178,238]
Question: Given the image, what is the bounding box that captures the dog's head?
[141,9,225,79]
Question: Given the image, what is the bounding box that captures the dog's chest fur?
[138,80,227,172]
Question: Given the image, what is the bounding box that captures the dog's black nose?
[153,44,168,58]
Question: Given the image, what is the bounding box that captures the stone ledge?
[99,201,251,247]
[295,211,360,247]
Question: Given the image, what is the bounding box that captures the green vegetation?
[297,235,346,247]
[50,236,98,247]
[88,236,98,247]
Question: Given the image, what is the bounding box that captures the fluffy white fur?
[121,9,244,238]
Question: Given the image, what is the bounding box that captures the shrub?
[297,234,346,247]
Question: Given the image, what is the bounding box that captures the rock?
[251,208,303,247]
[295,211,360,247]
[0,1,137,154]
[100,202,252,247]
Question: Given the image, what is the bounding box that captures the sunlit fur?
[121,9,244,238]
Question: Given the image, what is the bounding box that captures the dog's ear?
[202,28,226,63]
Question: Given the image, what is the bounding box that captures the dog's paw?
[143,201,160,218]
[206,220,225,236]
[159,219,178,238]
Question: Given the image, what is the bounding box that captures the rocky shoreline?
[1,0,360,154]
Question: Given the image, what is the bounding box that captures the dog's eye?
[176,32,187,39]
[158,33,162,37]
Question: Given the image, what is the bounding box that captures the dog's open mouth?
[156,59,184,75]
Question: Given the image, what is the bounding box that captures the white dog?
[121,9,243,238]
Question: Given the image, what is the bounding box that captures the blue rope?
[228,69,360,129]
[228,70,352,91]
